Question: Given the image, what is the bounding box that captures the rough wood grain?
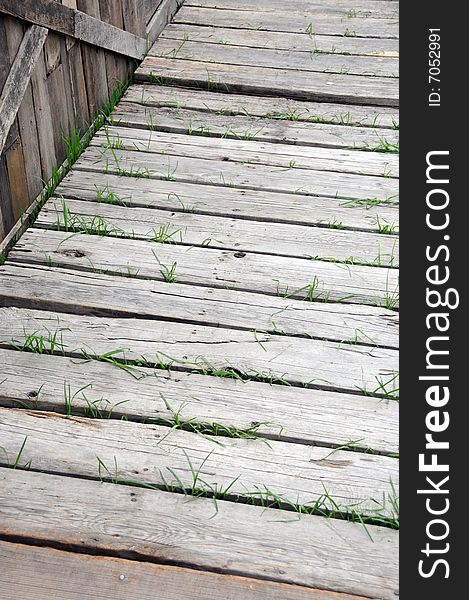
[0,347,399,452]
[0,306,399,395]
[8,228,400,307]
[0,263,399,348]
[0,541,370,600]
[112,101,400,151]
[174,6,399,38]
[0,0,147,59]
[30,47,57,179]
[183,0,399,20]
[0,469,399,598]
[93,125,399,178]
[0,24,48,155]
[136,56,399,106]
[4,20,44,204]
[78,0,109,117]
[161,23,399,57]
[56,170,400,233]
[149,38,399,78]
[38,196,399,266]
[76,145,399,203]
[124,83,399,129]
[147,0,183,44]
[0,408,399,516]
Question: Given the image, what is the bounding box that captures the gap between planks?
[0,541,371,600]
[0,407,399,517]
[0,468,399,599]
[123,83,400,129]
[7,228,400,307]
[55,170,400,234]
[174,6,399,39]
[0,347,398,453]
[135,57,399,106]
[0,263,400,349]
[160,24,400,57]
[111,101,400,152]
[74,145,399,203]
[0,305,399,396]
[37,196,400,267]
[149,37,399,78]
[93,125,400,178]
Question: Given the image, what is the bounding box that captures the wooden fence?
[0,0,180,242]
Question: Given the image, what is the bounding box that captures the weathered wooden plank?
[174,6,399,38]
[0,264,400,348]
[45,59,70,160]
[66,36,91,129]
[76,145,399,203]
[4,20,44,204]
[77,0,109,117]
[136,57,399,106]
[0,408,399,516]
[4,137,30,223]
[0,541,369,600]
[93,125,399,178]
[149,38,399,78]
[147,0,183,44]
[124,84,400,129]
[100,0,126,91]
[0,0,147,59]
[161,23,399,57]
[0,306,399,395]
[38,196,399,266]
[56,170,400,234]
[113,102,400,151]
[0,469,399,598]
[0,24,48,155]
[0,347,399,452]
[30,47,57,179]
[8,228,400,307]
[183,0,399,20]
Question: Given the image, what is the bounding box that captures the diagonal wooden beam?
[0,24,48,157]
[0,0,147,60]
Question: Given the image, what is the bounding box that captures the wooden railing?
[0,0,181,242]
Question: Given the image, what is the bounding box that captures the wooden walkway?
[0,1,399,598]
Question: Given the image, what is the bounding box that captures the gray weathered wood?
[8,228,400,307]
[149,38,399,78]
[0,408,399,516]
[147,0,183,43]
[55,170,400,234]
[136,56,399,106]
[0,347,399,452]
[0,0,147,59]
[112,102,400,152]
[0,469,399,598]
[0,541,369,600]
[93,125,399,178]
[124,84,399,129]
[161,23,399,57]
[174,6,399,38]
[183,0,399,20]
[4,21,44,202]
[0,25,48,156]
[76,145,399,203]
[0,264,399,348]
[38,196,399,266]
[0,306,399,394]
